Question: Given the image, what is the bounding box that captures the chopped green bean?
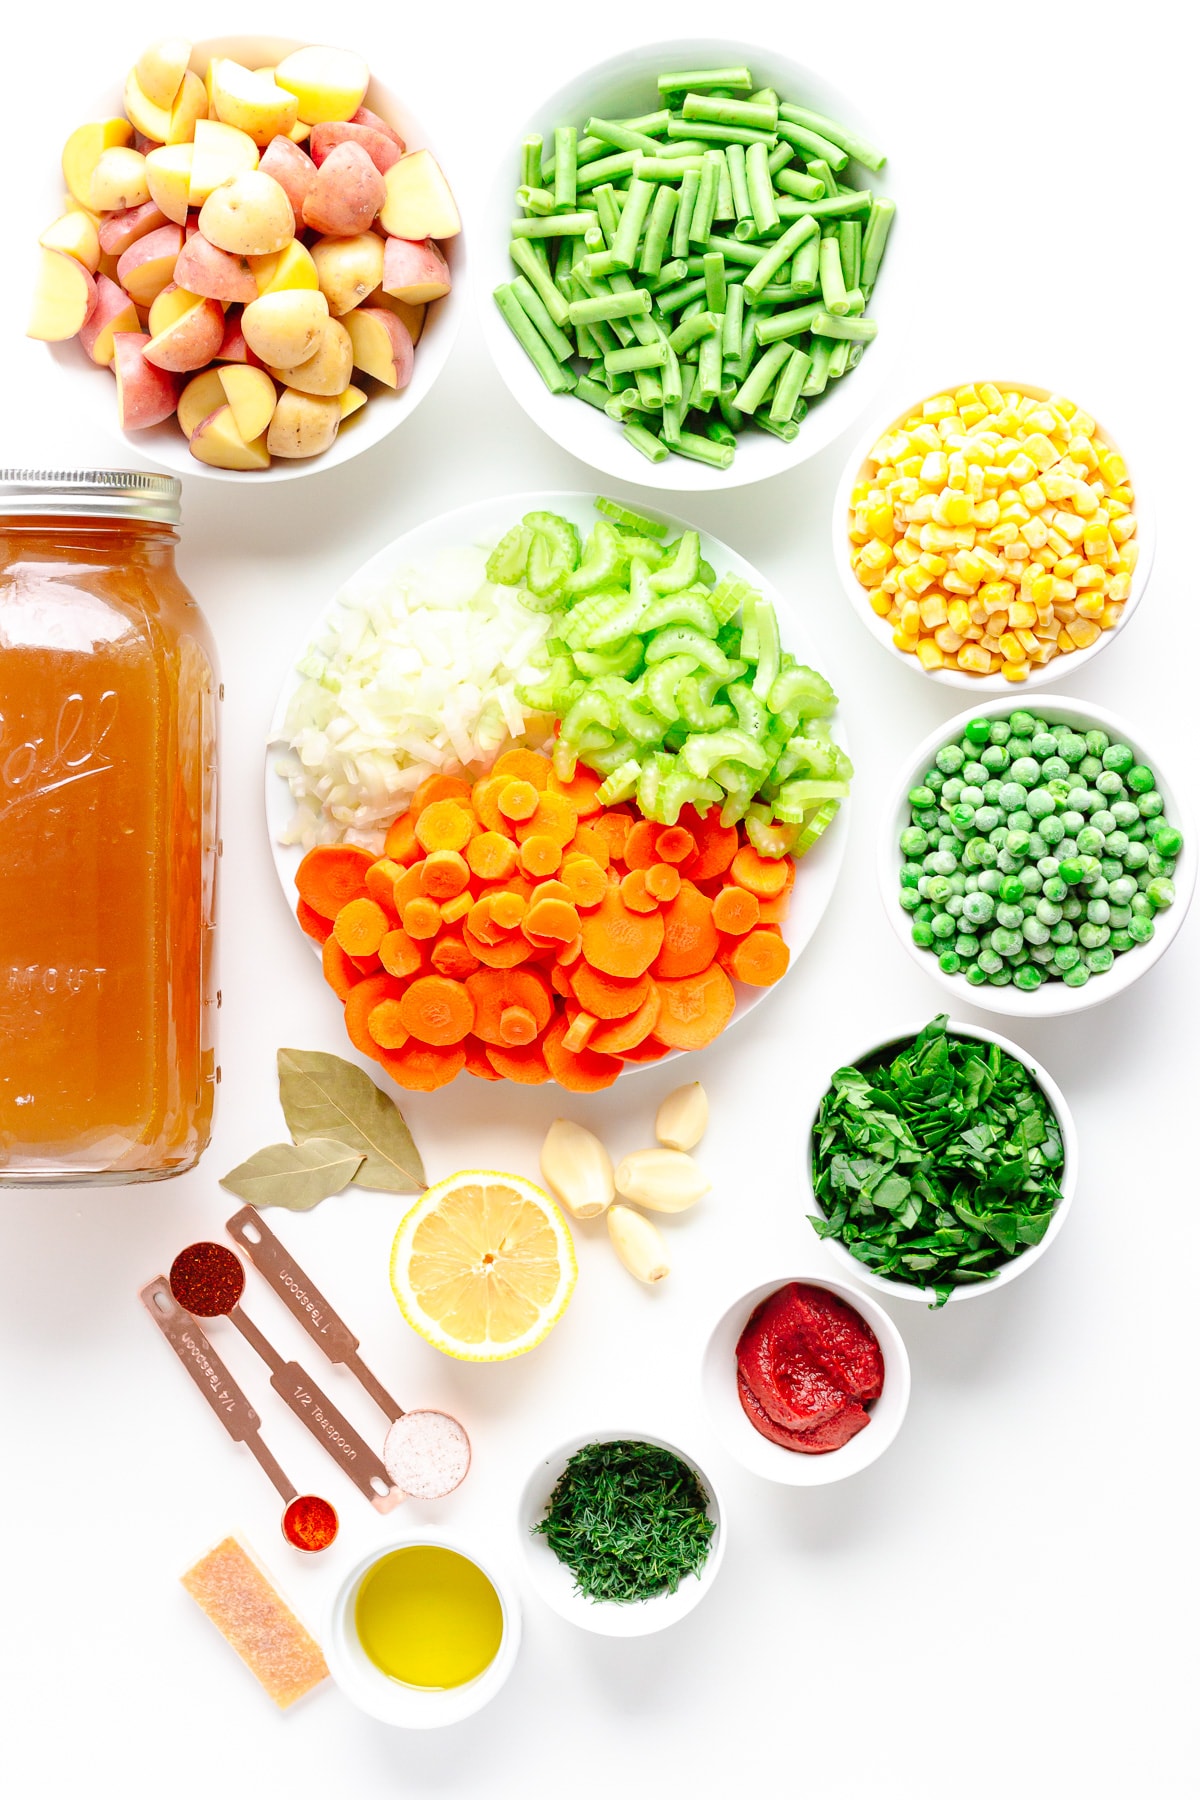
[574,374,611,410]
[666,118,778,147]
[818,234,849,313]
[604,342,670,373]
[744,140,779,235]
[703,249,727,311]
[657,67,754,95]
[726,142,752,224]
[775,120,848,169]
[553,126,577,209]
[520,135,543,189]
[494,285,578,392]
[512,212,598,238]
[510,237,571,325]
[511,275,576,361]
[742,215,818,297]
[517,184,556,215]
[689,153,719,244]
[714,150,735,222]
[778,101,886,172]
[777,189,873,222]
[838,218,862,289]
[672,167,700,257]
[721,283,744,355]
[861,196,895,291]
[655,275,708,313]
[753,302,823,345]
[809,308,878,342]
[672,429,735,468]
[586,116,663,156]
[567,289,653,325]
[769,346,811,421]
[732,338,793,412]
[622,419,668,461]
[774,166,823,200]
[638,184,678,277]
[611,177,655,269]
[681,93,779,131]
[633,155,702,181]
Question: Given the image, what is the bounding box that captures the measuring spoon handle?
[226,1206,405,1422]
[232,1306,402,1514]
[139,1278,296,1505]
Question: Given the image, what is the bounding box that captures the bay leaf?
[277,1048,427,1193]
[219,1138,365,1211]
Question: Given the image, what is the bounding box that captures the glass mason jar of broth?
[0,471,219,1183]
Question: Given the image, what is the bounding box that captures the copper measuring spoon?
[225,1208,471,1499]
[168,1243,402,1514]
[140,1277,339,1554]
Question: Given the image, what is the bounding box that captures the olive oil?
[354,1546,503,1690]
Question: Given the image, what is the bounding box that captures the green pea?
[1127,763,1155,793]
[987,966,1013,986]
[1103,742,1134,773]
[1022,917,1050,945]
[1008,711,1036,737]
[936,743,965,774]
[977,869,1002,894]
[1040,816,1065,846]
[963,892,994,925]
[1061,962,1091,987]
[1054,943,1081,970]
[1085,946,1114,973]
[1036,897,1063,924]
[1050,921,1075,945]
[955,934,980,958]
[1147,876,1176,909]
[1124,842,1149,870]
[989,720,1011,745]
[1153,824,1183,858]
[981,744,1009,771]
[1137,790,1164,819]
[1095,770,1124,797]
[949,803,975,833]
[977,948,1003,974]
[963,718,991,745]
[965,961,990,986]
[907,785,936,808]
[1005,831,1032,858]
[1010,757,1040,787]
[911,920,935,948]
[938,950,961,974]
[1059,859,1084,885]
[961,764,988,788]
[1084,729,1109,756]
[898,888,922,913]
[1108,905,1132,929]
[1060,734,1087,765]
[1079,922,1110,949]
[1128,915,1155,944]
[973,806,1001,832]
[1076,827,1105,857]
[990,927,1023,957]
[1086,899,1110,924]
[996,903,1024,929]
[1030,732,1058,759]
[1014,964,1043,991]
[1109,929,1133,954]
[1078,755,1103,782]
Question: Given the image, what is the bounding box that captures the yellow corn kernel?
[919,593,949,628]
[893,537,919,566]
[1071,483,1100,517]
[1072,566,1106,591]
[1050,394,1079,422]
[1020,433,1058,471]
[957,643,994,674]
[868,590,892,618]
[1101,601,1124,628]
[1054,554,1084,578]
[1028,639,1055,663]
[863,501,894,538]
[898,563,931,596]
[1066,617,1100,648]
[1050,510,1085,544]
[966,464,985,501]
[897,454,925,480]
[917,552,949,579]
[1051,577,1078,602]
[935,490,974,527]
[1001,660,1029,682]
[1083,521,1114,558]
[933,624,965,653]
[1117,541,1139,572]
[1110,514,1137,544]
[910,423,943,452]
[1014,629,1039,655]
[918,451,947,485]
[893,630,920,654]
[899,599,921,635]
[1018,480,1047,510]
[1075,593,1105,619]
[922,394,956,421]
[1108,573,1131,602]
[916,638,945,670]
[1006,452,1037,484]
[979,383,1003,411]
[1069,434,1100,471]
[1007,600,1037,628]
[1056,628,1077,653]
[959,401,988,429]
[998,631,1024,661]
[972,499,1000,528]
[977,581,1013,613]
[1098,450,1127,484]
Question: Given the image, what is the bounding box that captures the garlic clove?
[655,1081,708,1151]
[540,1117,614,1220]
[607,1204,670,1284]
[614,1147,710,1213]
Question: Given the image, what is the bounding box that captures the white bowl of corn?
[832,379,1153,691]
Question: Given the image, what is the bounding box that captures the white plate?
[479,38,904,492]
[264,489,851,1064]
[44,34,467,484]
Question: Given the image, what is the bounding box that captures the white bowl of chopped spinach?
[805,1016,1078,1306]
[518,1430,725,1635]
[702,1274,911,1485]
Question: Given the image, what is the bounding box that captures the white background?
[2,3,1196,1797]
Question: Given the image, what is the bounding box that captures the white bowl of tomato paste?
[702,1276,910,1485]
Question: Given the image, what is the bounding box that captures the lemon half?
[390,1170,577,1362]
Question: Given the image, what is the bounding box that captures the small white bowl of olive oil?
[326,1534,522,1727]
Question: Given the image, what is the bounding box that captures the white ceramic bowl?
[881,694,1195,1017]
[702,1274,909,1482]
[802,1019,1078,1306]
[325,1533,521,1727]
[480,39,902,491]
[832,379,1154,691]
[45,35,466,483]
[265,489,851,1068]
[516,1428,725,1636]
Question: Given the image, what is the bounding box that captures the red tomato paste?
[736,1283,884,1453]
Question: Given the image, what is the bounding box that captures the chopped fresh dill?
[535,1439,715,1603]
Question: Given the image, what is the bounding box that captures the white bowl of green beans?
[803,1019,1079,1306]
[880,696,1196,1017]
[482,41,901,490]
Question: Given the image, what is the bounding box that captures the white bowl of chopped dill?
[517,1430,725,1636]
[804,1016,1079,1307]
[481,41,902,490]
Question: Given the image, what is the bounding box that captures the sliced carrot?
[548,763,603,815]
[570,823,611,870]
[556,934,584,967]
[296,898,333,945]
[380,928,424,979]
[579,881,665,978]
[654,964,736,1050]
[415,799,473,854]
[519,833,563,878]
[402,897,442,940]
[464,926,532,968]
[619,870,660,913]
[344,973,401,1061]
[713,885,761,936]
[588,984,661,1056]
[758,890,793,925]
[491,748,552,789]
[728,928,791,986]
[524,897,580,942]
[471,773,510,834]
[561,1009,597,1053]
[296,844,374,920]
[620,1035,672,1064]
[653,883,719,979]
[528,879,572,907]
[623,818,658,870]
[466,968,553,1045]
[463,1036,503,1080]
[516,790,578,848]
[730,844,791,898]
[384,813,420,865]
[551,964,574,998]
[588,808,633,861]
[570,963,651,1019]
[644,863,681,903]
[498,779,538,823]
[440,892,473,925]
[392,861,425,907]
[680,805,738,879]
[377,1038,465,1092]
[466,831,518,881]
[367,997,410,1051]
[485,1038,551,1083]
[430,933,481,980]
[656,825,696,865]
[499,1005,538,1045]
[559,854,607,908]
[490,891,528,930]
[365,858,404,916]
[349,952,381,976]
[467,896,504,945]
[543,1014,622,1092]
[420,849,470,899]
[398,975,474,1045]
[412,773,472,814]
[322,933,361,1002]
[333,897,389,959]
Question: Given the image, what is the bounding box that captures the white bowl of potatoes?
[31,34,466,479]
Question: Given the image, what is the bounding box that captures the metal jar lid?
[0,469,181,525]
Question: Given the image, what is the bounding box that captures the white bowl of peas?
[880,696,1195,1016]
[833,379,1154,690]
[482,40,902,489]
